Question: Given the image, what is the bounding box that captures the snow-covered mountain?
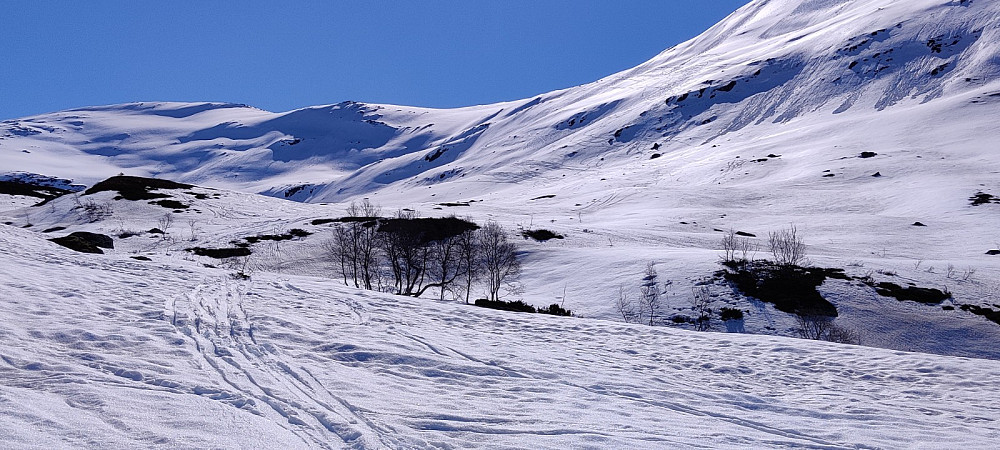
[4,0,999,203]
[3,0,1000,446]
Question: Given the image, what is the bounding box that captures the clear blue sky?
[0,1,748,120]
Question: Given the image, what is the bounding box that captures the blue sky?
[0,1,748,120]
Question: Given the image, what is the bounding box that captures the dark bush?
[723,261,841,317]
[521,229,564,242]
[377,217,478,245]
[539,304,572,316]
[187,247,252,259]
[720,307,744,321]
[84,175,192,201]
[873,282,950,304]
[970,192,998,206]
[70,232,114,249]
[0,180,71,203]
[49,232,113,254]
[859,152,878,158]
[960,305,1000,325]
[243,228,312,244]
[150,199,188,209]
[474,299,537,313]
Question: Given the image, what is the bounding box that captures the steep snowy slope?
[2,223,1000,448]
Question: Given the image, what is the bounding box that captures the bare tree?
[479,221,520,301]
[421,234,462,300]
[769,225,806,266]
[158,213,174,238]
[693,286,713,331]
[453,228,480,304]
[721,229,758,264]
[638,262,664,326]
[381,209,432,295]
[615,284,639,324]
[796,315,861,345]
[328,200,382,290]
[721,229,739,263]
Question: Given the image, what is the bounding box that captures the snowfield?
[2,225,999,448]
[3,0,1000,446]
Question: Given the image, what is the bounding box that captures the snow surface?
[3,0,1000,446]
[2,224,1000,448]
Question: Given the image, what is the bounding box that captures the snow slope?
[2,223,1000,448]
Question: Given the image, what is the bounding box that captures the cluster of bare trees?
[796,315,862,345]
[328,200,520,301]
[720,225,806,267]
[616,262,671,326]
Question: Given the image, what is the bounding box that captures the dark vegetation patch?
[715,80,737,92]
[438,202,470,207]
[474,299,537,313]
[912,222,927,227]
[970,192,998,206]
[242,229,311,244]
[84,175,192,201]
[987,249,1000,256]
[42,226,67,233]
[720,307,745,321]
[521,229,564,242]
[312,216,381,226]
[185,191,210,200]
[721,261,847,317]
[530,195,556,200]
[150,199,189,209]
[131,256,151,261]
[49,232,114,254]
[424,148,446,162]
[650,153,662,159]
[872,282,950,304]
[377,217,479,245]
[147,228,164,234]
[735,231,756,237]
[0,180,71,203]
[538,304,573,316]
[859,151,878,158]
[186,247,252,259]
[960,305,1000,326]
[474,299,572,316]
[284,185,309,198]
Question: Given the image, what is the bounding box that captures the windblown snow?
[3,0,1000,447]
